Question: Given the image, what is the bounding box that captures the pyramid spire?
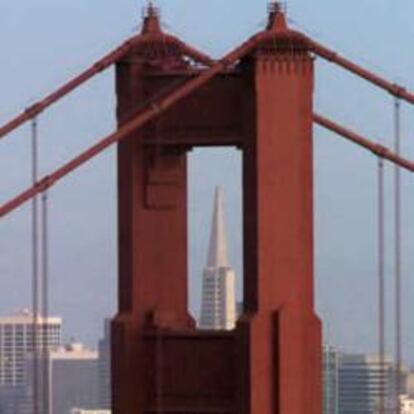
[206,187,229,268]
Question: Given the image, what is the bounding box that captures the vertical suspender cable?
[31,117,40,414]
[378,156,386,414]
[393,97,402,414]
[41,189,50,414]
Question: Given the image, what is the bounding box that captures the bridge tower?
[112,3,321,414]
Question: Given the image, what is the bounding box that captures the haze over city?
[1,0,413,369]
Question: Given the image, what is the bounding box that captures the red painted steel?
[310,40,414,103]
[239,19,321,414]
[2,111,413,219]
[1,6,414,141]
[1,4,414,414]
[0,30,213,141]
[0,42,131,140]
[0,23,265,218]
[314,113,414,171]
[112,6,322,414]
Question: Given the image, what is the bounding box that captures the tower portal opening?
[188,148,243,330]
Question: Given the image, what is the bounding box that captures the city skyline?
[2,308,413,369]
[1,2,414,413]
[1,307,413,414]
[0,0,413,372]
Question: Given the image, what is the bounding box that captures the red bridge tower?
[112,4,321,413]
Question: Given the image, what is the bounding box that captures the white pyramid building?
[199,187,236,330]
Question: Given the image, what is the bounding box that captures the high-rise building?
[323,345,339,414]
[98,319,111,409]
[199,187,237,330]
[338,353,406,414]
[27,342,101,414]
[0,385,31,414]
[0,310,62,386]
[0,310,61,414]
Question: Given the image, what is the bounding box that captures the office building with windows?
[323,345,339,414]
[338,353,406,414]
[0,310,61,386]
[26,342,100,414]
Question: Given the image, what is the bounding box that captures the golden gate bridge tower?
[111,3,321,414]
[1,2,414,414]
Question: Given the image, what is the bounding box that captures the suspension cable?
[393,97,402,414]
[377,156,386,414]
[0,33,213,141]
[41,188,50,414]
[0,41,132,141]
[309,39,414,105]
[31,117,41,414]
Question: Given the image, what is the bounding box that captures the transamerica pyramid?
[199,187,236,330]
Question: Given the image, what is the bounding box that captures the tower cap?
[267,1,288,31]
[142,1,162,34]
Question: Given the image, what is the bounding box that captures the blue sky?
[0,0,413,364]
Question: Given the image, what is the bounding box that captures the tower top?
[267,1,288,31]
[206,187,229,268]
[142,1,161,34]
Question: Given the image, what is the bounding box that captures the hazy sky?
[0,0,413,365]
